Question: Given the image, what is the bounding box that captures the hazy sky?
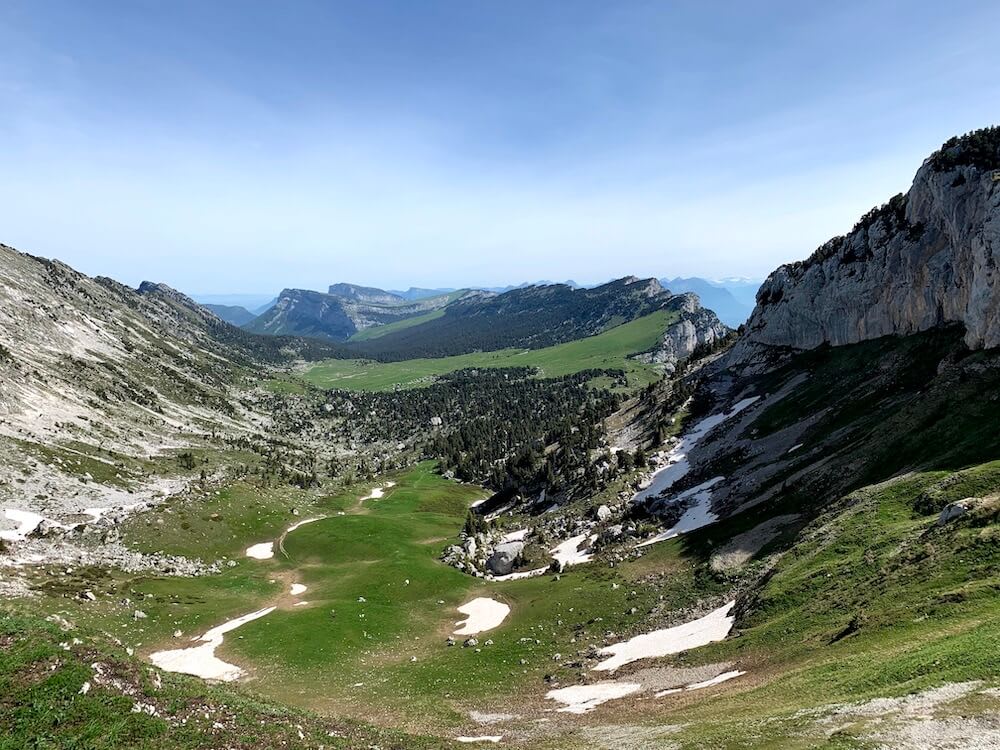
[1,1,998,294]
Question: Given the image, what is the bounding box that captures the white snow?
[362,482,396,501]
[489,566,548,582]
[685,669,745,690]
[654,688,683,697]
[551,533,597,567]
[631,397,758,506]
[293,601,309,607]
[488,532,598,581]
[787,443,804,454]
[453,597,511,635]
[286,517,323,534]
[0,509,74,542]
[501,528,530,543]
[245,515,327,561]
[546,681,643,713]
[456,736,503,744]
[245,542,274,560]
[634,477,724,548]
[0,509,48,542]
[290,583,307,596]
[593,601,736,672]
[149,606,276,681]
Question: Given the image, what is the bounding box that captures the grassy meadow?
[303,310,673,392]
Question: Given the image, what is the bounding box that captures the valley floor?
[5,456,1000,748]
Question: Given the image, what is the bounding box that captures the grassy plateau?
[303,310,673,392]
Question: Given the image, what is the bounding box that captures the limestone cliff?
[632,292,730,373]
[730,127,1000,368]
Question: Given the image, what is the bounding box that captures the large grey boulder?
[486,541,524,576]
[937,500,973,526]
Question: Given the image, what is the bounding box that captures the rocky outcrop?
[246,286,484,342]
[633,293,730,373]
[730,127,1000,368]
[485,541,524,576]
[327,282,405,306]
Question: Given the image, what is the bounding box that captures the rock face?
[937,500,973,526]
[633,293,729,373]
[486,541,524,576]
[246,286,485,341]
[730,128,1000,367]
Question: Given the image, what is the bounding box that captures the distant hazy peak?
[327,282,404,305]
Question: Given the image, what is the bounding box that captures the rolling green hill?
[345,276,671,360]
[305,309,674,391]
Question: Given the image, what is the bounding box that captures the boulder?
[31,519,65,538]
[486,541,524,576]
[937,499,973,526]
[595,504,612,522]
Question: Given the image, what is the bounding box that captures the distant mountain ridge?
[661,277,755,327]
[244,284,489,342]
[346,276,710,361]
[327,282,405,305]
[203,303,256,326]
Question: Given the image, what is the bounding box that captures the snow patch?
[593,602,736,672]
[454,597,510,636]
[635,477,724,548]
[631,397,758,507]
[501,528,530,543]
[245,542,274,560]
[290,583,307,596]
[0,509,48,542]
[546,681,643,713]
[149,606,276,681]
[362,482,396,501]
[551,533,597,567]
[286,517,323,534]
[686,669,745,690]
[456,737,503,744]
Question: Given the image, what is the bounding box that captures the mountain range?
[2,126,999,749]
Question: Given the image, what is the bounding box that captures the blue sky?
[1,1,998,294]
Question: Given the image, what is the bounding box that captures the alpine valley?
[3,127,1000,750]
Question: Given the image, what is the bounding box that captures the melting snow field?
[546,681,643,713]
[245,514,330,560]
[149,606,276,681]
[0,509,50,542]
[593,602,737,672]
[490,533,597,581]
[686,669,746,690]
[501,528,530,543]
[635,477,724,549]
[632,397,758,506]
[362,482,396,501]
[285,517,323,534]
[290,583,307,596]
[245,542,274,560]
[454,597,511,635]
[551,533,597,567]
[631,396,759,549]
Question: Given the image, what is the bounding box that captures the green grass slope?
[634,464,1000,749]
[305,309,673,392]
[348,308,446,341]
[0,610,450,750]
